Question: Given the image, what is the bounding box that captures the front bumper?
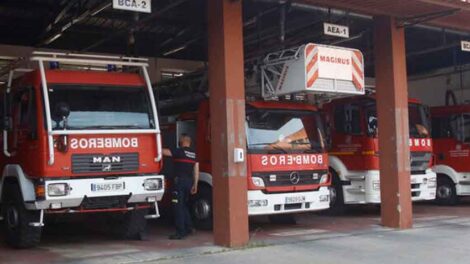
[342,169,436,204]
[26,175,165,210]
[247,187,330,215]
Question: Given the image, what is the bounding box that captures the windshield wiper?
[81,125,147,129]
[249,143,273,146]
[249,143,288,154]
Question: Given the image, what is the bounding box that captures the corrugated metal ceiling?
[296,0,470,32]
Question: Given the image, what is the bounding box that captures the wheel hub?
[6,206,19,229]
[437,185,452,199]
[193,199,211,220]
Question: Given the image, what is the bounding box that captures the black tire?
[115,208,148,240]
[435,176,459,206]
[191,185,213,230]
[268,214,297,225]
[2,185,42,248]
[327,169,347,215]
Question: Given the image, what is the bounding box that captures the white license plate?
[91,182,125,192]
[285,196,306,204]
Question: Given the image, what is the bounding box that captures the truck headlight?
[320,174,329,184]
[144,178,163,191]
[47,183,69,197]
[251,177,265,187]
[428,177,436,188]
[372,180,380,190]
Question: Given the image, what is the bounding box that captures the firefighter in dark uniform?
[163,134,199,240]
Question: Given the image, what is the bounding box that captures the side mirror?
[52,102,70,129]
[54,102,70,120]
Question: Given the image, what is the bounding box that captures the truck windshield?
[245,108,325,153]
[409,103,430,138]
[48,84,154,130]
[365,102,430,138]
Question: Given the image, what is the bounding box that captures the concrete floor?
[1,202,470,264]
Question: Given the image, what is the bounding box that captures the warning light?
[107,64,117,72]
[49,61,60,69]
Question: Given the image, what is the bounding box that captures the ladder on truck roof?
[0,51,162,166]
[259,43,366,99]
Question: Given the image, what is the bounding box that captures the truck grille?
[254,171,327,187]
[410,152,431,173]
[81,195,130,210]
[72,153,139,174]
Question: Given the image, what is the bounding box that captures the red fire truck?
[323,95,436,212]
[161,99,331,229]
[0,52,164,248]
[431,103,470,204]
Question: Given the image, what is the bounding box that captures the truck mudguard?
[328,155,349,182]
[0,165,36,203]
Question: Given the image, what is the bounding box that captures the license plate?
[285,196,306,204]
[91,182,125,192]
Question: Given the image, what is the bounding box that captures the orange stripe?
[307,70,319,87]
[352,75,363,91]
[305,44,315,57]
[353,50,363,63]
[306,53,318,73]
[352,59,363,80]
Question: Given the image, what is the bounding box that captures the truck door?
[11,87,39,174]
[433,114,469,172]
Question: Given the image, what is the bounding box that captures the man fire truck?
[0,52,164,248]
[431,91,470,205]
[158,43,366,228]
[323,95,436,212]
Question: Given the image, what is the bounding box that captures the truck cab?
[161,99,331,229]
[431,104,470,204]
[0,52,165,248]
[323,95,436,211]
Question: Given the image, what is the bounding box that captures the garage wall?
[366,65,470,107]
[408,66,470,106]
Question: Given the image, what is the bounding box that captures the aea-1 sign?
[462,41,470,52]
[323,23,349,38]
[113,0,151,13]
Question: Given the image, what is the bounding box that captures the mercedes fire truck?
[158,43,366,228]
[0,52,164,248]
[161,99,331,229]
[323,95,436,212]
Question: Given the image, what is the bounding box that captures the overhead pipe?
[253,0,470,36]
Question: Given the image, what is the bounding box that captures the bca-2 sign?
[323,23,349,38]
[462,41,470,52]
[113,0,151,13]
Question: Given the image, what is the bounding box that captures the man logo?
[92,156,121,164]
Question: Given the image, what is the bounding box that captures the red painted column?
[373,16,413,229]
[207,0,249,247]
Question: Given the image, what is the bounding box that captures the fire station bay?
[0,1,469,264]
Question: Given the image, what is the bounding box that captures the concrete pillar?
[207,0,249,247]
[373,16,413,229]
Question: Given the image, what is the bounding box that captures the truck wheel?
[327,170,346,215]
[191,185,213,230]
[435,176,459,206]
[2,188,42,248]
[116,209,148,240]
[268,214,297,225]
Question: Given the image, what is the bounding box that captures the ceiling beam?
[416,0,470,12]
